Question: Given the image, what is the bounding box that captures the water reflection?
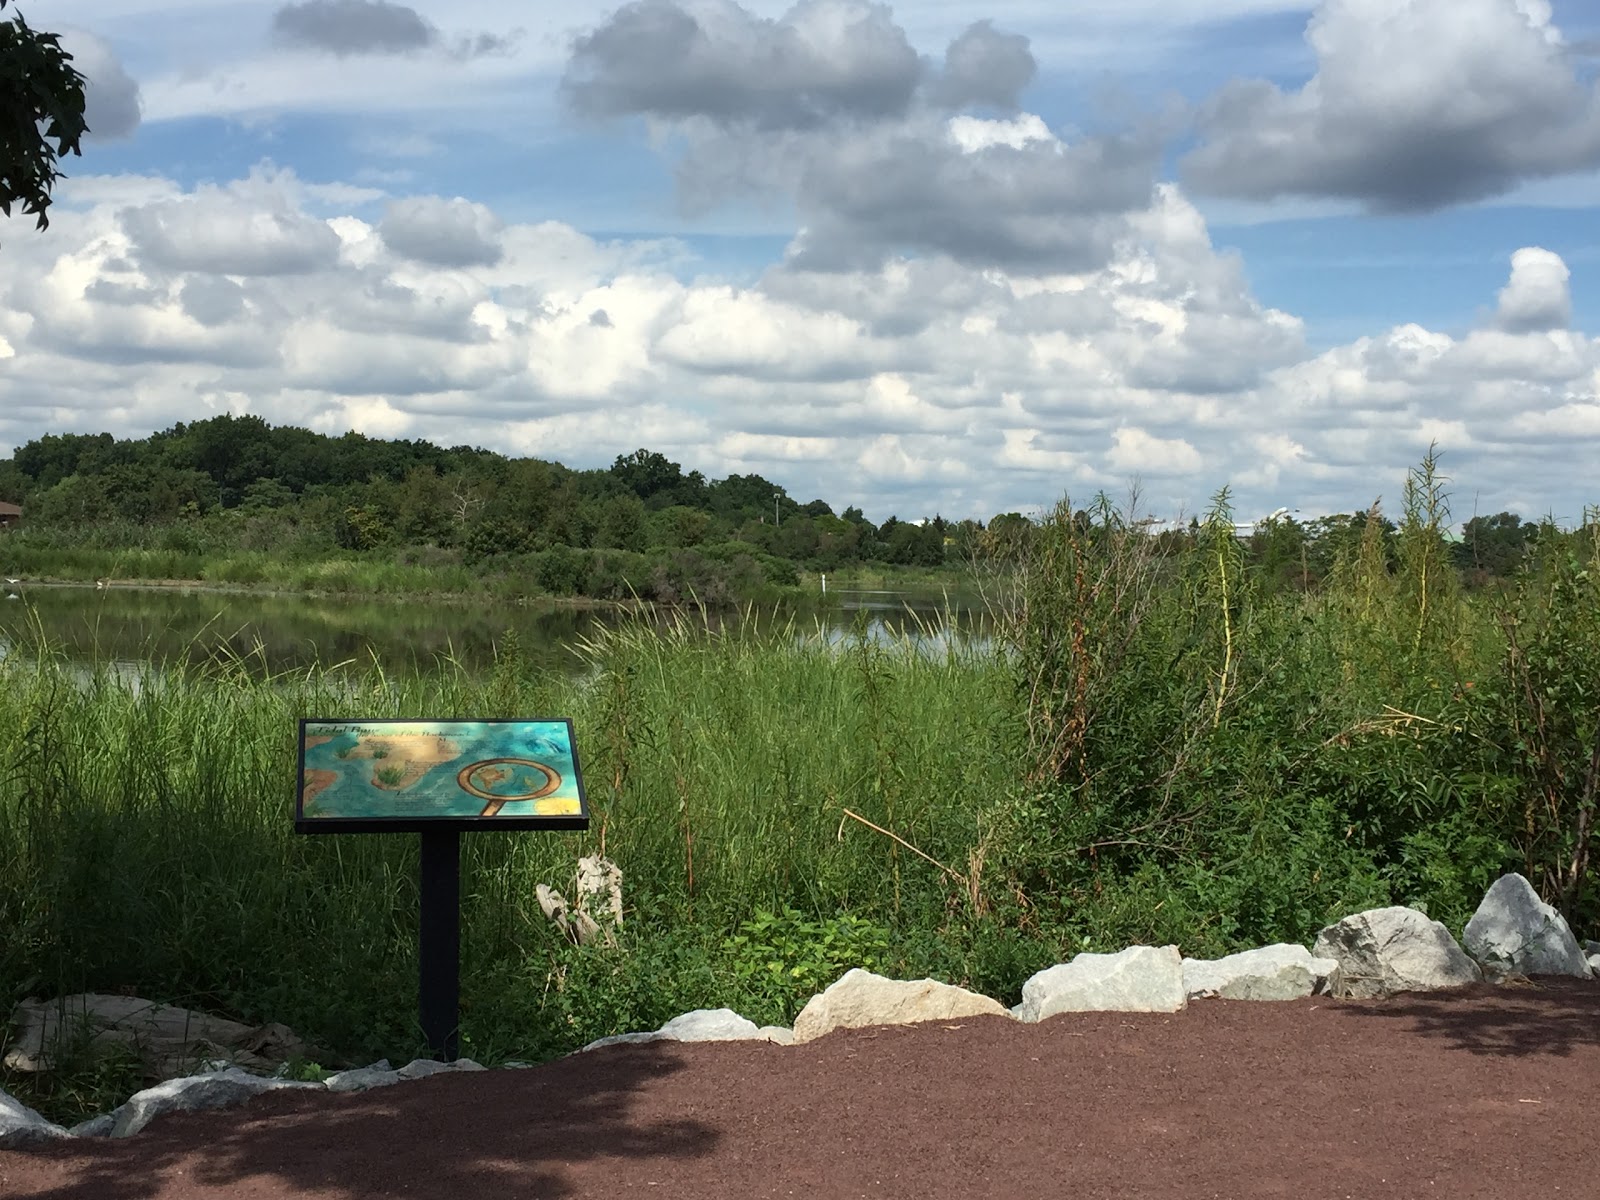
[0,583,995,676]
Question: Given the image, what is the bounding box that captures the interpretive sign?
[294,716,589,1061]
[295,718,589,832]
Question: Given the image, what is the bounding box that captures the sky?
[3,0,1600,525]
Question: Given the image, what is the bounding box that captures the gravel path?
[4,978,1597,1199]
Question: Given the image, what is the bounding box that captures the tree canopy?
[0,417,1563,605]
[1,0,89,238]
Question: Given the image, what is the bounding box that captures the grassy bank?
[4,463,1598,1124]
[0,538,823,606]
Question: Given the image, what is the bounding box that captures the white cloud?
[117,172,344,276]
[5,159,1600,523]
[379,196,505,267]
[996,427,1083,473]
[946,113,1055,154]
[1184,0,1600,211]
[1106,426,1203,475]
[58,29,143,139]
[654,286,876,379]
[1494,246,1572,331]
[715,431,839,460]
[560,2,1161,275]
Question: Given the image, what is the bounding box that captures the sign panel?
[295,718,589,832]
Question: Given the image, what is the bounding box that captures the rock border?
[4,872,1594,1149]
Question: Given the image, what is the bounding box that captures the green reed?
[0,607,1012,1119]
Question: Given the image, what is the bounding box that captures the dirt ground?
[4,978,1597,1199]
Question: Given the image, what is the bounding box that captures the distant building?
[0,501,19,529]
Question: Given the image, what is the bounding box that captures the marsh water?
[0,582,993,676]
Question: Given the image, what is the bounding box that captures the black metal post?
[418,828,461,1061]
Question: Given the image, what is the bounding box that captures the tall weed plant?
[995,458,1594,960]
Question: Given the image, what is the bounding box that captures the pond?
[0,582,998,676]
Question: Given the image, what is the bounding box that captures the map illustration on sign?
[296,718,588,831]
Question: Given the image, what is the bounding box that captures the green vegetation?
[0,418,1552,608]
[0,607,1007,1122]
[3,453,1597,1126]
[0,417,979,602]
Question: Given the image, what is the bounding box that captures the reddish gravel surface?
[4,979,1599,1199]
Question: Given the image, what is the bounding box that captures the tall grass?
[0,609,1017,1120]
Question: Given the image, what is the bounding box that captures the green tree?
[14,432,116,488]
[241,479,296,511]
[0,459,27,502]
[25,472,111,523]
[1458,511,1536,579]
[1,0,89,239]
[811,513,859,566]
[605,449,711,510]
[596,493,648,552]
[651,505,712,549]
[394,466,454,543]
[883,519,943,566]
[709,473,789,523]
[775,516,821,562]
[1246,513,1309,594]
[478,459,567,547]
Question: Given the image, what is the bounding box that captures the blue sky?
[4,0,1600,524]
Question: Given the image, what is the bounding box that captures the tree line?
[0,416,1566,600]
[0,417,970,598]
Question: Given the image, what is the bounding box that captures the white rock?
[108,1068,323,1138]
[395,1057,484,1080]
[792,969,1009,1043]
[580,1031,662,1051]
[1584,940,1600,956]
[1182,944,1341,1001]
[324,1061,401,1093]
[1313,906,1482,999]
[1588,953,1600,975]
[396,1058,451,1080]
[1,1088,70,1148]
[581,1008,772,1052]
[70,1113,115,1138]
[657,1009,763,1042]
[1014,946,1186,1021]
[758,1025,796,1045]
[1463,874,1592,978]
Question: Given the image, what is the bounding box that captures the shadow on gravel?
[1333,978,1600,1059]
[7,1043,717,1200]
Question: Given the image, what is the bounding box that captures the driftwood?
[537,855,623,946]
[5,994,325,1080]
